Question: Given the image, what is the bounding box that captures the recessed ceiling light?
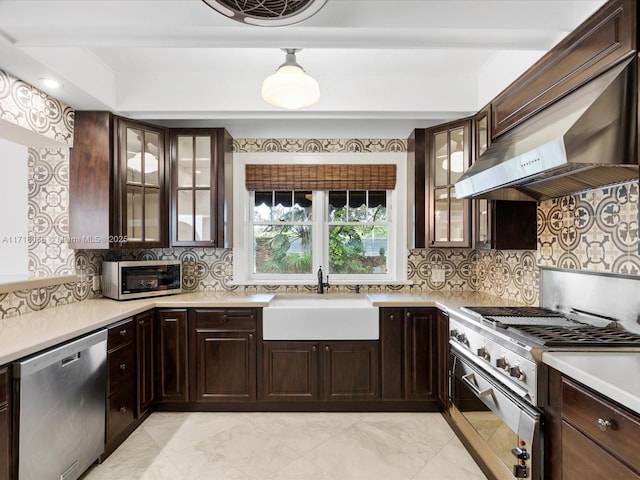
[39,78,62,89]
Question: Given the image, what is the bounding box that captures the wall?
[0,127,638,319]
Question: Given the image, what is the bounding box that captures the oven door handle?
[462,373,494,398]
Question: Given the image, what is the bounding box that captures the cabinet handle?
[597,418,614,431]
[164,318,177,323]
[325,346,330,352]
[119,406,127,413]
[119,329,127,336]
[119,363,126,371]
[0,405,7,413]
[312,345,317,351]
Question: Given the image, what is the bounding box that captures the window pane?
[450,187,464,242]
[329,191,347,221]
[254,225,312,274]
[329,225,387,274]
[434,188,449,242]
[126,185,143,241]
[195,136,211,187]
[348,191,367,222]
[177,136,193,188]
[274,191,293,221]
[292,191,312,221]
[450,127,466,183]
[126,127,142,184]
[195,190,211,241]
[434,132,448,186]
[255,192,273,222]
[177,190,193,242]
[144,187,160,241]
[144,132,160,187]
[368,191,387,221]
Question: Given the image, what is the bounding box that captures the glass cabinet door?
[429,119,472,247]
[120,120,165,247]
[171,131,216,246]
[474,106,491,248]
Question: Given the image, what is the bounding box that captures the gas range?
[448,305,640,407]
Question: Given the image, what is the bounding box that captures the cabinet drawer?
[106,386,135,442]
[107,344,135,394]
[108,319,135,350]
[562,422,640,480]
[562,378,640,472]
[193,309,257,330]
[0,366,8,405]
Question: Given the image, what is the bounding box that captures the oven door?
[450,344,542,480]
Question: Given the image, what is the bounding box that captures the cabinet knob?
[119,406,127,413]
[139,320,144,326]
[406,312,411,318]
[119,329,127,336]
[312,345,317,351]
[597,418,613,431]
[249,333,254,339]
[390,315,394,320]
[119,363,126,371]
[325,346,330,352]
[223,315,229,322]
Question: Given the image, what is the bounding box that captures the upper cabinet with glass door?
[428,119,472,248]
[119,119,167,248]
[474,106,491,249]
[169,129,232,247]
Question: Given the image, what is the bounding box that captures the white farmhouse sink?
[263,294,379,340]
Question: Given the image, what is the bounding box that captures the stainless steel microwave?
[102,260,182,300]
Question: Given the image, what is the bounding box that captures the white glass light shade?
[128,152,158,173]
[262,65,320,109]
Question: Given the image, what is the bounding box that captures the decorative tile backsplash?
[0,125,638,319]
[0,68,74,146]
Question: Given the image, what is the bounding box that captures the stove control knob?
[456,333,468,345]
[496,357,510,370]
[450,329,458,338]
[477,347,490,360]
[510,366,526,381]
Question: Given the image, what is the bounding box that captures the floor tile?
[82,411,487,480]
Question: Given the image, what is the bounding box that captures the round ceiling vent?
[202,0,327,26]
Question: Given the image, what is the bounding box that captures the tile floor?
[83,412,487,480]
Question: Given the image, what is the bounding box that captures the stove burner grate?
[513,325,640,346]
[464,306,564,317]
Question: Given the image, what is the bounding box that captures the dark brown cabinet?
[0,366,10,480]
[157,309,189,403]
[105,319,136,446]
[409,120,473,248]
[261,340,379,402]
[70,111,168,249]
[546,368,640,479]
[136,310,155,416]
[169,129,233,247]
[436,310,449,408]
[189,308,257,403]
[491,0,635,138]
[261,342,319,401]
[380,307,438,407]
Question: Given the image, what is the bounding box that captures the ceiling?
[0,0,607,138]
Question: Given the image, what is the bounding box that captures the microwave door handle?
[462,373,494,398]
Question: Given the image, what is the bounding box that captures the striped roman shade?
[245,164,397,191]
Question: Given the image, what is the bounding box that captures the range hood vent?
[455,57,638,201]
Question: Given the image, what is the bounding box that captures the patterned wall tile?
[0,68,74,146]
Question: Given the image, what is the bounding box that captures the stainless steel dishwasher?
[13,329,107,480]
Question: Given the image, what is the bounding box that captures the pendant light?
[261,49,320,109]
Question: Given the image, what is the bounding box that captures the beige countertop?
[0,290,515,365]
[543,351,640,414]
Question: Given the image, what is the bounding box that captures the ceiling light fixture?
[261,49,320,109]
[201,0,327,27]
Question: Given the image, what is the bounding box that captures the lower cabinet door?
[191,330,256,402]
[322,341,380,401]
[404,308,436,400]
[157,309,189,403]
[136,310,155,415]
[106,386,136,442]
[261,342,319,401]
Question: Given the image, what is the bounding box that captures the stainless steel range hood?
[455,58,638,201]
